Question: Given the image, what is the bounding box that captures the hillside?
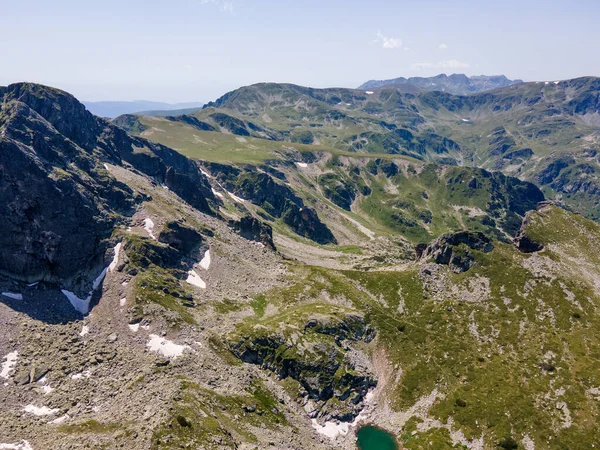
[119,77,600,221]
[1,83,600,450]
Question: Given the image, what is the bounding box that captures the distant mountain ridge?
[358,73,523,95]
[83,100,204,118]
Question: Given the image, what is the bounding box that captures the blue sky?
[1,0,599,102]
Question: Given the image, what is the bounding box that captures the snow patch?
[144,218,156,240]
[186,270,206,288]
[296,162,308,168]
[71,370,91,380]
[200,168,210,177]
[311,411,368,440]
[199,250,211,270]
[128,323,140,333]
[79,325,89,337]
[120,297,127,307]
[0,441,34,450]
[311,397,371,440]
[211,188,224,199]
[50,414,69,425]
[146,335,190,359]
[108,242,122,273]
[24,405,59,416]
[61,290,92,316]
[365,91,374,95]
[38,376,54,395]
[1,292,22,301]
[1,351,18,379]
[103,163,109,170]
[461,118,470,122]
[554,81,559,84]
[227,191,245,204]
[62,241,122,314]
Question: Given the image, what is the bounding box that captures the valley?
[1,77,600,450]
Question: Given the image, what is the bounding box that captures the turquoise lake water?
[356,425,398,450]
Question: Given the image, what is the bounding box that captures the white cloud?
[410,59,469,71]
[201,0,234,12]
[374,31,403,50]
[439,43,448,49]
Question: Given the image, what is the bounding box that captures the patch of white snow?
[211,188,224,198]
[0,441,34,450]
[199,250,211,270]
[296,162,308,168]
[38,376,54,395]
[2,292,22,301]
[366,91,374,95]
[61,290,92,315]
[311,419,350,439]
[128,323,140,333]
[108,242,122,273]
[227,191,245,204]
[79,325,89,337]
[144,218,156,240]
[49,414,69,425]
[146,334,190,359]
[24,405,59,416]
[71,370,91,380]
[186,270,206,289]
[1,351,18,379]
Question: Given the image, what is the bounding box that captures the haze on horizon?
[1,0,599,103]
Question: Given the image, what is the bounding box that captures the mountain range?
[358,73,523,94]
[1,77,600,450]
[82,100,205,118]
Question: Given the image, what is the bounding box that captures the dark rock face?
[204,163,337,245]
[234,171,303,217]
[158,221,204,253]
[121,236,181,271]
[514,209,545,253]
[282,203,337,245]
[229,314,376,420]
[165,115,216,132]
[229,215,276,250]
[534,156,574,185]
[0,139,120,284]
[0,82,215,288]
[318,173,357,211]
[421,231,494,273]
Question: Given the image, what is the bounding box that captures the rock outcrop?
[229,313,376,421]
[421,231,494,273]
[0,82,215,290]
[229,215,276,250]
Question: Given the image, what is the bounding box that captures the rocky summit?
[2,78,600,450]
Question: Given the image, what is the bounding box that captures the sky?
[1,0,599,103]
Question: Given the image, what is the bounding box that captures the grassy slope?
[227,205,600,449]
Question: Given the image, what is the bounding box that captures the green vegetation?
[131,266,195,325]
[151,380,287,449]
[220,201,600,449]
